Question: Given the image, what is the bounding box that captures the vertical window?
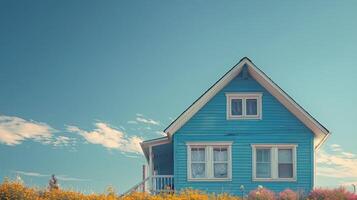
[231,99,243,116]
[246,99,258,115]
[226,93,262,119]
[191,147,206,178]
[213,147,228,178]
[256,149,271,178]
[252,144,297,181]
[187,142,232,181]
[278,149,293,178]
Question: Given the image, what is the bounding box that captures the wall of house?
[173,65,314,194]
[153,142,173,175]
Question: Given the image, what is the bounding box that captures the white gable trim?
[164,57,330,149]
[164,60,245,137]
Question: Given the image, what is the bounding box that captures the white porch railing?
[123,175,174,195]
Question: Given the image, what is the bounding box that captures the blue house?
[129,57,330,195]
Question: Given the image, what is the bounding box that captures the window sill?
[227,116,262,120]
[188,178,232,182]
[252,178,296,182]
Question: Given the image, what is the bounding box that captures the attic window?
[226,93,262,120]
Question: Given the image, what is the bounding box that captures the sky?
[1,0,357,194]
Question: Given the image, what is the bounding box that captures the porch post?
[149,146,153,176]
[149,145,153,192]
[142,165,146,191]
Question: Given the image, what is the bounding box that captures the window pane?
[191,163,206,178]
[278,149,293,178]
[278,164,293,178]
[231,99,242,116]
[214,163,228,178]
[246,99,257,115]
[191,148,205,162]
[256,149,270,162]
[214,148,228,161]
[256,149,271,178]
[278,149,292,163]
[257,163,271,178]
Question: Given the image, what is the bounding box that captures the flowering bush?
[0,179,38,200]
[2,179,357,200]
[278,189,298,200]
[248,187,276,200]
[308,187,357,200]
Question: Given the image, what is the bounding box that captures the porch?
[124,175,174,194]
[124,137,174,195]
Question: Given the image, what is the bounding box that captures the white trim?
[226,93,262,120]
[246,62,329,148]
[313,139,316,188]
[163,58,329,149]
[186,141,234,146]
[149,146,153,178]
[251,144,297,182]
[164,60,245,138]
[186,142,232,181]
[141,137,170,147]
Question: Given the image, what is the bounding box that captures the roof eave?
[163,57,330,149]
[140,136,171,161]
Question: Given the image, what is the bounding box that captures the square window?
[187,143,232,181]
[214,163,228,178]
[257,163,271,178]
[214,148,228,161]
[191,163,206,178]
[226,93,261,120]
[191,148,205,162]
[253,145,296,181]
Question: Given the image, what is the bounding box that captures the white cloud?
[331,144,341,148]
[56,175,90,182]
[330,144,342,152]
[136,117,160,126]
[341,152,355,159]
[52,136,76,147]
[67,122,143,154]
[14,170,48,177]
[317,145,357,179]
[14,170,89,182]
[0,115,55,145]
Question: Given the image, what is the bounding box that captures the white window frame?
[251,144,297,182]
[187,142,232,181]
[226,93,262,120]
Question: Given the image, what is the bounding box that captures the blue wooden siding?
[173,65,314,194]
[153,142,173,175]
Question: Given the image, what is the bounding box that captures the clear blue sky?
[1,0,357,193]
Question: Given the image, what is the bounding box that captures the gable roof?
[163,57,330,149]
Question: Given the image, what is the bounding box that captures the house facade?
[133,57,329,195]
